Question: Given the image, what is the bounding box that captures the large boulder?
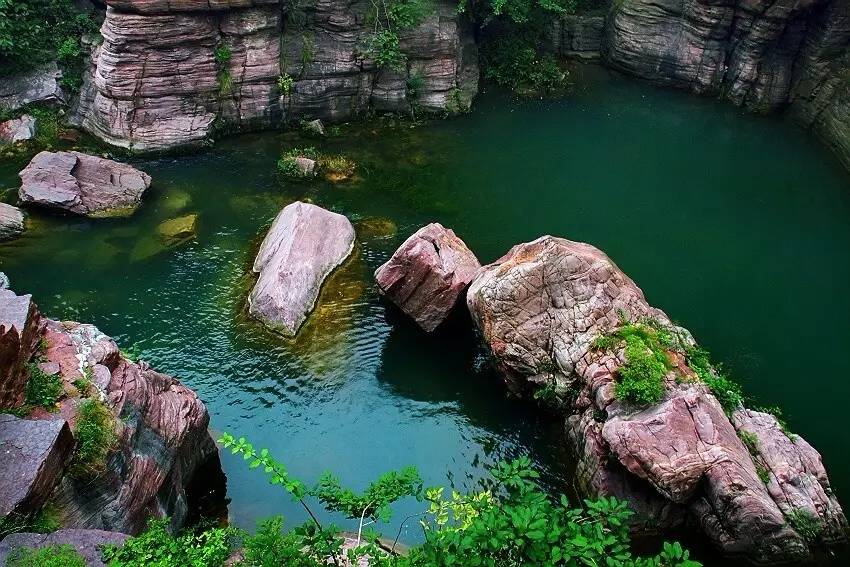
[0,114,37,145]
[0,63,65,112]
[467,236,849,561]
[375,223,481,332]
[18,151,151,218]
[0,415,74,525]
[248,201,355,336]
[0,202,26,241]
[0,529,129,567]
[0,289,44,408]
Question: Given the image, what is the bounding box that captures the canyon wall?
[74,0,478,151]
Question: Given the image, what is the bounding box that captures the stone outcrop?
[548,14,607,61]
[467,236,848,562]
[249,201,355,336]
[0,115,37,145]
[73,0,477,151]
[0,203,26,241]
[0,529,129,567]
[0,416,74,526]
[0,63,65,112]
[375,223,481,332]
[18,151,151,218]
[0,289,44,408]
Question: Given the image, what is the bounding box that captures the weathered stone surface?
[0,202,26,241]
[18,151,151,217]
[549,14,606,61]
[303,118,325,136]
[249,201,355,336]
[293,157,317,177]
[0,289,43,408]
[110,0,278,13]
[467,235,849,561]
[0,114,37,145]
[0,272,9,290]
[0,63,65,112]
[375,223,481,332]
[0,415,73,522]
[0,529,129,567]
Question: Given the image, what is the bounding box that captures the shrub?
[101,518,234,567]
[363,0,433,70]
[6,544,86,567]
[278,73,295,95]
[69,399,117,479]
[24,363,63,409]
[240,516,325,567]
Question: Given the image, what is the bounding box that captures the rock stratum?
[0,287,224,536]
[72,0,478,151]
[466,236,849,562]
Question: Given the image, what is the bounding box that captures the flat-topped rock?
[0,114,37,145]
[0,63,65,112]
[375,223,481,332]
[0,415,73,522]
[249,201,355,336]
[0,529,129,567]
[18,151,151,218]
[0,289,43,408]
[0,202,26,241]
[109,0,279,13]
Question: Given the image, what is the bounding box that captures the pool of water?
[2,66,849,563]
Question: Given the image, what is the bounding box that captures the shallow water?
[2,66,849,563]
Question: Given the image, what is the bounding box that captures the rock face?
[0,416,74,525]
[73,0,477,151]
[0,63,65,112]
[0,529,129,567]
[467,236,849,561]
[0,115,37,145]
[0,289,44,408]
[249,201,355,336]
[18,151,151,218]
[375,223,481,332]
[548,14,607,61]
[0,203,26,241]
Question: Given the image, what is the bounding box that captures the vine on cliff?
[364,0,434,71]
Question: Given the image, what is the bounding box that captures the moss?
[786,508,823,543]
[24,363,63,409]
[318,154,356,182]
[6,545,86,567]
[685,346,743,415]
[69,399,117,480]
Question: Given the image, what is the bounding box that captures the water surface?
[2,66,849,563]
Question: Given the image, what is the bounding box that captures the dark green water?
[2,66,850,562]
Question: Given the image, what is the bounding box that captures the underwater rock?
[18,151,151,218]
[355,217,398,240]
[0,288,44,408]
[248,201,355,336]
[157,213,198,246]
[375,223,480,332]
[0,63,65,113]
[0,114,37,145]
[0,529,129,567]
[0,202,26,241]
[0,415,74,524]
[466,235,848,562]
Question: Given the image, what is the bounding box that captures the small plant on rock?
[786,508,823,544]
[24,363,63,409]
[278,73,295,95]
[69,399,117,479]
[6,544,86,567]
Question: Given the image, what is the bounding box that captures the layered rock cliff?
[73,0,478,151]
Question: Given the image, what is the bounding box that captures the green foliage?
[460,0,577,24]
[119,343,142,362]
[754,405,796,438]
[366,30,406,71]
[69,399,117,479]
[238,516,325,567]
[28,106,63,148]
[6,544,86,567]
[277,147,320,177]
[481,33,568,93]
[317,154,356,178]
[214,43,232,65]
[737,430,759,457]
[786,508,823,544]
[102,518,234,567]
[278,73,295,95]
[30,504,62,534]
[363,0,433,70]
[214,43,233,95]
[24,363,62,409]
[685,346,743,414]
[312,466,422,524]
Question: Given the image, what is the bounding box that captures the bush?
[24,363,63,409]
[6,545,85,567]
[69,399,117,479]
[685,346,743,414]
[363,0,433,70]
[101,518,234,567]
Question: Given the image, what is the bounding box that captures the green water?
[2,66,849,563]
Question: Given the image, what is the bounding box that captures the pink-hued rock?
[0,114,37,145]
[0,202,26,241]
[0,529,129,567]
[0,415,73,523]
[0,289,44,408]
[375,223,481,332]
[18,151,151,217]
[249,202,355,336]
[109,0,278,13]
[467,235,849,561]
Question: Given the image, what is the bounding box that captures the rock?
[466,235,849,561]
[0,289,44,408]
[0,63,65,112]
[0,529,129,567]
[248,201,355,336]
[303,118,325,136]
[0,415,74,523]
[294,157,317,177]
[156,213,198,246]
[18,151,151,218]
[375,223,481,332]
[549,14,606,61]
[0,202,26,241]
[0,273,9,290]
[355,217,398,240]
[0,115,37,145]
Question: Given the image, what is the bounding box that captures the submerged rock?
[0,202,26,241]
[249,201,355,336]
[157,213,198,246]
[0,114,37,145]
[0,529,129,567]
[355,217,398,240]
[375,223,480,332]
[466,235,849,562]
[18,151,151,218]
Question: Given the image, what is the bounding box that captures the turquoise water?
[2,66,849,563]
